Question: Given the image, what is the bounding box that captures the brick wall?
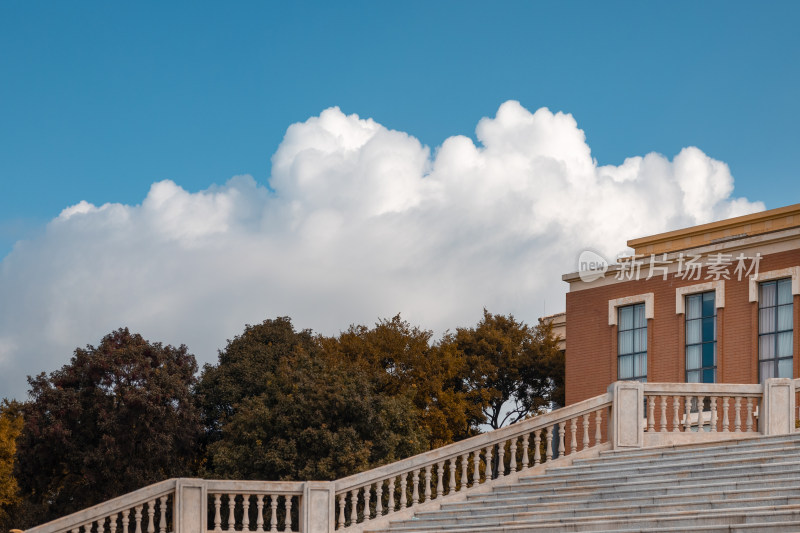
[565,248,800,405]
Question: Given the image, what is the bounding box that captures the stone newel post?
[761,378,796,436]
[302,482,336,533]
[173,479,207,533]
[608,381,644,450]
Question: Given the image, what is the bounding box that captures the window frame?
[685,291,717,383]
[758,278,794,382]
[617,302,648,382]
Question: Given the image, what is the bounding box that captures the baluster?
[659,396,667,432]
[122,510,130,533]
[722,397,730,432]
[460,454,468,490]
[375,481,383,517]
[472,450,480,485]
[697,395,704,430]
[746,398,754,432]
[95,517,104,533]
[424,465,432,501]
[159,496,168,533]
[558,423,566,457]
[240,494,249,531]
[227,494,236,532]
[348,489,357,526]
[411,470,420,505]
[672,396,680,432]
[647,397,655,432]
[400,473,408,508]
[134,504,143,533]
[684,396,692,432]
[710,397,718,432]
[546,426,554,461]
[496,442,505,477]
[270,495,279,532]
[436,461,444,497]
[256,495,265,532]
[734,396,742,432]
[533,429,542,465]
[582,415,590,450]
[387,477,395,513]
[283,496,292,532]
[484,446,493,480]
[362,485,371,520]
[213,494,222,532]
[337,494,346,529]
[522,433,530,468]
[448,458,456,493]
[594,410,602,444]
[569,418,577,454]
[509,438,517,474]
[147,500,156,533]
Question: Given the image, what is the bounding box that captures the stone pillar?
[608,381,644,450]
[761,378,795,436]
[174,479,207,533]
[301,482,335,533]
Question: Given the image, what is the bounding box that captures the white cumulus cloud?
[0,101,764,399]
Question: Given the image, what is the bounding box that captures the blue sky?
[0,1,798,398]
[2,2,798,258]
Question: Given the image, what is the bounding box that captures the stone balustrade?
[23,378,800,533]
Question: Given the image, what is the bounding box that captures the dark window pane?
[702,317,715,342]
[702,368,715,383]
[702,342,715,368]
[702,293,715,317]
[703,292,714,316]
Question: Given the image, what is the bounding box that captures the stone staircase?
[378,433,800,532]
[25,380,800,533]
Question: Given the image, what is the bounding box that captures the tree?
[327,315,483,448]
[0,399,23,531]
[197,317,430,481]
[15,329,202,525]
[452,310,564,429]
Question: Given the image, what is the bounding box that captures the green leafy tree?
[15,329,202,526]
[452,310,564,429]
[0,399,23,531]
[328,315,482,448]
[198,317,430,481]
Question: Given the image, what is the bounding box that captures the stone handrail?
[23,378,800,533]
[25,478,177,533]
[332,392,613,529]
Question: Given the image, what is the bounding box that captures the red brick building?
[563,203,800,406]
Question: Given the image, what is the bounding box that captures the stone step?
[511,458,800,488]
[404,494,800,526]
[420,484,800,518]
[592,433,799,461]
[461,470,800,504]
[562,442,800,471]
[542,447,797,477]
[384,505,800,532]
